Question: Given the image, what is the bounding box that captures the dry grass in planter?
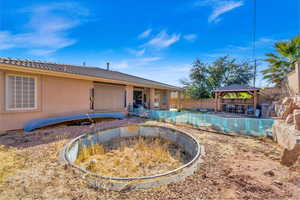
[75,137,184,177]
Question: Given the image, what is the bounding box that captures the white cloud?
[28,49,57,56]
[224,37,278,52]
[226,44,250,51]
[199,36,279,63]
[195,0,244,23]
[144,30,180,49]
[139,57,161,62]
[113,56,162,70]
[0,2,89,55]
[183,34,198,42]
[127,48,145,56]
[255,37,277,46]
[0,31,15,50]
[115,60,130,69]
[138,29,152,39]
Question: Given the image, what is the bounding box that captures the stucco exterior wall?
[288,71,298,95]
[287,62,300,95]
[42,75,93,115]
[125,85,134,108]
[149,88,155,109]
[0,69,93,131]
[0,70,4,132]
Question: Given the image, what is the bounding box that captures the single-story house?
[0,57,182,131]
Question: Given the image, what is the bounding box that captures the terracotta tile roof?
[214,84,260,92]
[0,57,182,90]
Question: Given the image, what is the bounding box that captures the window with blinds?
[6,75,37,110]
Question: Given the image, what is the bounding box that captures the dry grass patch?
[76,137,184,177]
[0,145,25,187]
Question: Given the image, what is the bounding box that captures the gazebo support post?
[177,91,182,110]
[253,90,257,114]
[219,92,223,112]
[215,92,220,112]
[214,92,217,112]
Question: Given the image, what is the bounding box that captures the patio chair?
[223,105,228,112]
[236,105,243,114]
[197,108,208,113]
[228,105,235,113]
[246,106,254,115]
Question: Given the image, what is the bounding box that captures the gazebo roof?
[214,84,260,92]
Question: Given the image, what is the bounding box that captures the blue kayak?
[23,112,125,132]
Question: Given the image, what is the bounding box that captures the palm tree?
[262,35,300,85]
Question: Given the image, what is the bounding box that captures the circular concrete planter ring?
[62,124,205,191]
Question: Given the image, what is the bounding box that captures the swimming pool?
[132,108,275,137]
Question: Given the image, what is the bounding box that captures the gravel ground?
[0,118,300,200]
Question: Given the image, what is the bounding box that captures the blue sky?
[0,0,299,87]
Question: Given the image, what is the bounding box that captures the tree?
[262,35,300,85]
[182,56,254,99]
[181,60,211,98]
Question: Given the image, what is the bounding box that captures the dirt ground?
[0,117,300,200]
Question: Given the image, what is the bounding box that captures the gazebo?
[213,84,260,115]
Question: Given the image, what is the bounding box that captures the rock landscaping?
[273,96,300,166]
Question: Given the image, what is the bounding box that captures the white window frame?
[5,74,38,111]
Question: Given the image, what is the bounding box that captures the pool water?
[133,108,275,137]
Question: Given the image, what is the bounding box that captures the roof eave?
[214,89,260,92]
[0,64,182,91]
